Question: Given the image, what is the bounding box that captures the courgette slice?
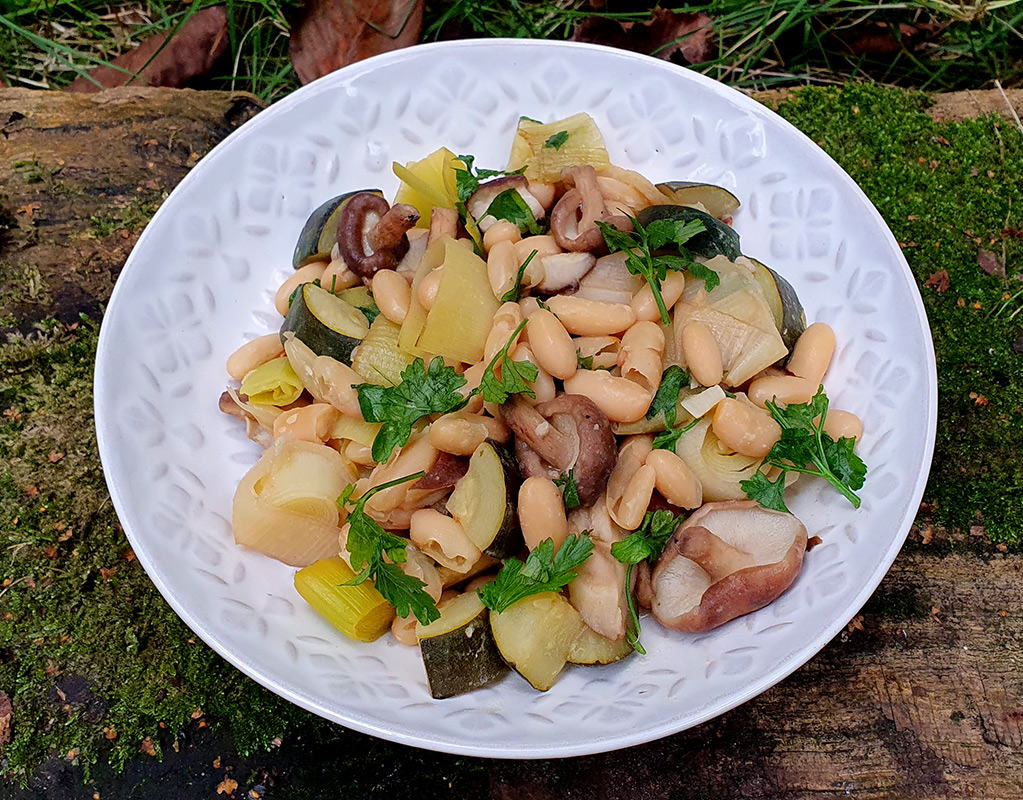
[490,592,583,691]
[292,190,382,268]
[637,205,742,261]
[656,181,740,220]
[747,257,806,352]
[281,282,369,365]
[337,286,379,323]
[568,625,634,665]
[417,592,508,699]
[446,441,522,559]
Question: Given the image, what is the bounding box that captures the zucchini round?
[748,257,806,351]
[656,181,740,220]
[568,624,634,665]
[417,592,508,699]
[637,205,741,261]
[490,592,584,691]
[281,282,369,365]
[292,189,382,268]
[446,441,522,559]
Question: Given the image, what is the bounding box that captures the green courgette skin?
[420,608,508,699]
[656,181,741,220]
[637,205,742,261]
[280,283,362,365]
[292,189,382,268]
[484,441,524,560]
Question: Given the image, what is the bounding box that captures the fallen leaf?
[24,484,39,498]
[920,527,934,544]
[99,567,119,583]
[829,19,946,57]
[104,726,118,740]
[48,452,64,463]
[0,691,11,745]
[3,407,20,421]
[1003,227,1023,239]
[191,706,204,719]
[140,736,157,756]
[997,543,1008,553]
[290,0,423,84]
[969,392,989,406]
[122,549,137,562]
[924,270,950,292]
[931,136,950,146]
[572,9,714,64]
[217,777,239,796]
[977,249,1004,278]
[846,615,864,633]
[68,6,229,93]
[16,203,40,218]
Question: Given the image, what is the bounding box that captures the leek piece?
[330,415,383,448]
[398,237,445,357]
[506,113,611,184]
[416,239,499,364]
[352,315,416,386]
[240,356,304,407]
[393,148,463,227]
[295,557,395,642]
[675,418,761,502]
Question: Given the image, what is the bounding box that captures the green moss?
[88,196,160,239]
[774,84,1023,546]
[0,322,317,779]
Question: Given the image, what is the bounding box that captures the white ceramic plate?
[95,40,936,758]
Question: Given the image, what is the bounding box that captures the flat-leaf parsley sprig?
[741,386,867,513]
[478,533,594,614]
[610,510,683,654]
[476,319,539,404]
[339,472,440,625]
[596,216,709,325]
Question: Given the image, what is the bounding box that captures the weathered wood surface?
[2,87,1022,798]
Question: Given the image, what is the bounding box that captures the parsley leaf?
[687,262,722,292]
[652,417,700,452]
[576,351,594,370]
[544,130,569,150]
[596,216,706,324]
[520,115,543,124]
[356,357,467,462]
[500,250,538,304]
[646,365,690,428]
[740,386,868,510]
[610,510,683,654]
[454,154,526,203]
[740,470,790,513]
[339,473,440,625]
[484,189,543,235]
[478,533,594,614]
[356,298,380,325]
[553,471,581,510]
[476,319,539,404]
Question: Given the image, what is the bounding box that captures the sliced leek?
[506,113,611,183]
[239,356,304,407]
[352,315,416,386]
[295,557,394,642]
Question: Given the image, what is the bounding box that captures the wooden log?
[0,87,263,330]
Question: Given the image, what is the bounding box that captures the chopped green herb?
[596,216,706,324]
[610,510,683,654]
[576,351,594,370]
[646,365,690,428]
[355,357,467,462]
[454,154,526,203]
[553,471,581,510]
[500,250,538,303]
[478,533,594,614]
[357,299,381,325]
[484,188,543,235]
[520,115,543,124]
[544,130,570,150]
[338,473,440,625]
[687,261,722,292]
[651,417,701,452]
[740,386,867,512]
[476,319,539,404]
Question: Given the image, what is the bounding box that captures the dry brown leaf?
[217,777,239,796]
[924,270,950,292]
[0,691,11,745]
[290,0,423,85]
[140,736,157,756]
[572,10,714,65]
[68,6,229,93]
[977,249,1005,278]
[830,20,946,57]
[48,451,64,463]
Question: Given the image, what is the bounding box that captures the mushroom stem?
[428,206,458,245]
[368,203,420,251]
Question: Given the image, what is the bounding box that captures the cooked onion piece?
[675,419,761,502]
[233,439,355,566]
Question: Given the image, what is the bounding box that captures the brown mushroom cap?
[337,192,419,278]
[502,393,617,507]
[651,499,807,632]
[550,166,634,252]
